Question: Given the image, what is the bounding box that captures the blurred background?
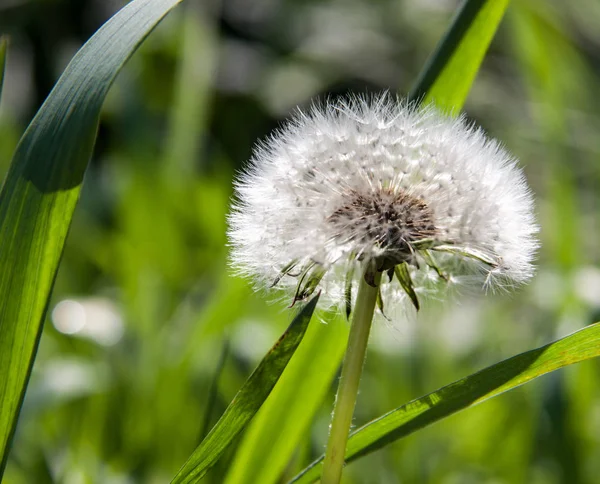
[1,0,600,482]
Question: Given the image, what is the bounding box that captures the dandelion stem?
[321,268,382,484]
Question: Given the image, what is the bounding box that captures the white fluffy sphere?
[228,95,538,313]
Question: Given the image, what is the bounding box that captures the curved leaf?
[171,295,320,484]
[409,0,511,113]
[0,0,182,474]
[290,321,600,483]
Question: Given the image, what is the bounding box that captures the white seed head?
[227,94,538,314]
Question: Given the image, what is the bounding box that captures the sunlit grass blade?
[0,0,182,474]
[171,295,320,484]
[289,321,600,483]
[223,313,348,484]
[409,0,511,113]
[0,37,7,101]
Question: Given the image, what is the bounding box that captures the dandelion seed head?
[228,94,538,313]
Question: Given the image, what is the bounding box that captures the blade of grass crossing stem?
[0,37,7,101]
[0,0,182,474]
[224,313,349,484]
[290,322,600,483]
[408,0,511,113]
[171,295,319,484]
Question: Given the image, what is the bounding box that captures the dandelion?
[228,95,537,313]
[227,94,538,484]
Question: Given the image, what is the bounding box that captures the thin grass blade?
[0,0,182,474]
[223,312,348,484]
[408,0,511,113]
[290,322,600,483]
[171,295,320,484]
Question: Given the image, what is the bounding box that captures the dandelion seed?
[227,94,538,314]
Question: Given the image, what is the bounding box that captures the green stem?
[321,269,382,484]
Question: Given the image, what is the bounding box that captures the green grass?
[1,0,600,482]
[0,0,183,474]
[172,295,318,483]
[291,321,600,483]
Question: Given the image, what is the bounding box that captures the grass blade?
[408,0,511,113]
[171,295,320,484]
[290,322,600,483]
[223,313,348,484]
[0,0,182,474]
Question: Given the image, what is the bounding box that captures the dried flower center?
[328,188,436,260]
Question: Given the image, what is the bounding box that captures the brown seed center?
[328,188,436,259]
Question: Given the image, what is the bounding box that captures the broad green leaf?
[0,0,182,474]
[0,37,6,100]
[171,295,320,484]
[409,0,511,113]
[290,321,600,483]
[223,312,348,484]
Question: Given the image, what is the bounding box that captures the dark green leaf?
[289,321,600,483]
[171,295,320,484]
[0,0,182,474]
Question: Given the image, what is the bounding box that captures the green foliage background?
[1,0,600,482]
